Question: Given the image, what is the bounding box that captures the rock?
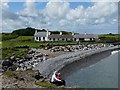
[10,56,15,60]
[16,58,20,61]
[34,75,41,80]
[2,60,13,71]
[10,65,17,71]
[28,49,35,54]
[34,53,43,58]
[34,72,44,80]
[25,55,32,60]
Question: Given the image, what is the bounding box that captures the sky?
[1,0,119,34]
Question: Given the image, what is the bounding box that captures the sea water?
[63,51,119,88]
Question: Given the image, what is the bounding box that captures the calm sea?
[61,51,119,88]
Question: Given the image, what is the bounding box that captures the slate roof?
[34,31,98,39]
[48,35,73,38]
[74,34,98,38]
[34,32,47,37]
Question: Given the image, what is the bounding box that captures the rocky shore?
[35,44,119,77]
[2,44,114,72]
[1,44,119,88]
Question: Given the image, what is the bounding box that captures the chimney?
[60,31,62,35]
[49,32,51,35]
[34,30,37,35]
[72,32,74,35]
[47,30,49,37]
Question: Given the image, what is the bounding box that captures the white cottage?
[34,30,50,41]
[34,30,98,42]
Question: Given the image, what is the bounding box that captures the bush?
[2,33,18,41]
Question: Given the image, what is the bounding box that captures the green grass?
[99,34,120,39]
[2,41,77,48]
[98,34,120,43]
[2,41,77,59]
[15,36,34,41]
[2,41,43,48]
[35,81,58,88]
[2,48,29,59]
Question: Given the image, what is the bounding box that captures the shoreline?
[1,45,120,88]
[59,49,114,79]
[36,45,120,77]
[61,50,119,88]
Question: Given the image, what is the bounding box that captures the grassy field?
[15,36,34,41]
[2,41,77,48]
[99,34,120,39]
[2,40,77,59]
[98,34,120,44]
[2,41,42,48]
[2,48,29,59]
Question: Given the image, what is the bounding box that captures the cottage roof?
[74,34,98,38]
[48,35,73,38]
[34,32,47,37]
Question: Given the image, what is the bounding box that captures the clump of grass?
[35,81,58,88]
[2,48,29,59]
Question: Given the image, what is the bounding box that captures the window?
[90,38,92,41]
[53,38,55,41]
[43,37,45,40]
[39,37,41,41]
[79,38,84,41]
[36,37,38,40]
[66,38,68,41]
[74,38,76,41]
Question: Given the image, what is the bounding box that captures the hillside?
[11,27,72,36]
[98,34,120,44]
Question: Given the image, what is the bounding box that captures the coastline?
[36,45,120,77]
[1,45,119,88]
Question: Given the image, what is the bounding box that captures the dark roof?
[48,35,73,38]
[74,34,98,38]
[34,32,47,37]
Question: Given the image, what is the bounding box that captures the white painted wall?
[35,37,39,41]
[76,38,79,41]
[35,36,95,42]
[40,37,43,41]
[55,38,58,41]
[84,38,90,41]
[45,37,49,41]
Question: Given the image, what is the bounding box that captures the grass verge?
[35,81,58,88]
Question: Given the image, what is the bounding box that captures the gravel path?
[35,45,119,77]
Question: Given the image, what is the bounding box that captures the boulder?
[25,55,32,60]
[9,65,17,71]
[28,49,35,54]
[34,53,43,58]
[2,60,13,71]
